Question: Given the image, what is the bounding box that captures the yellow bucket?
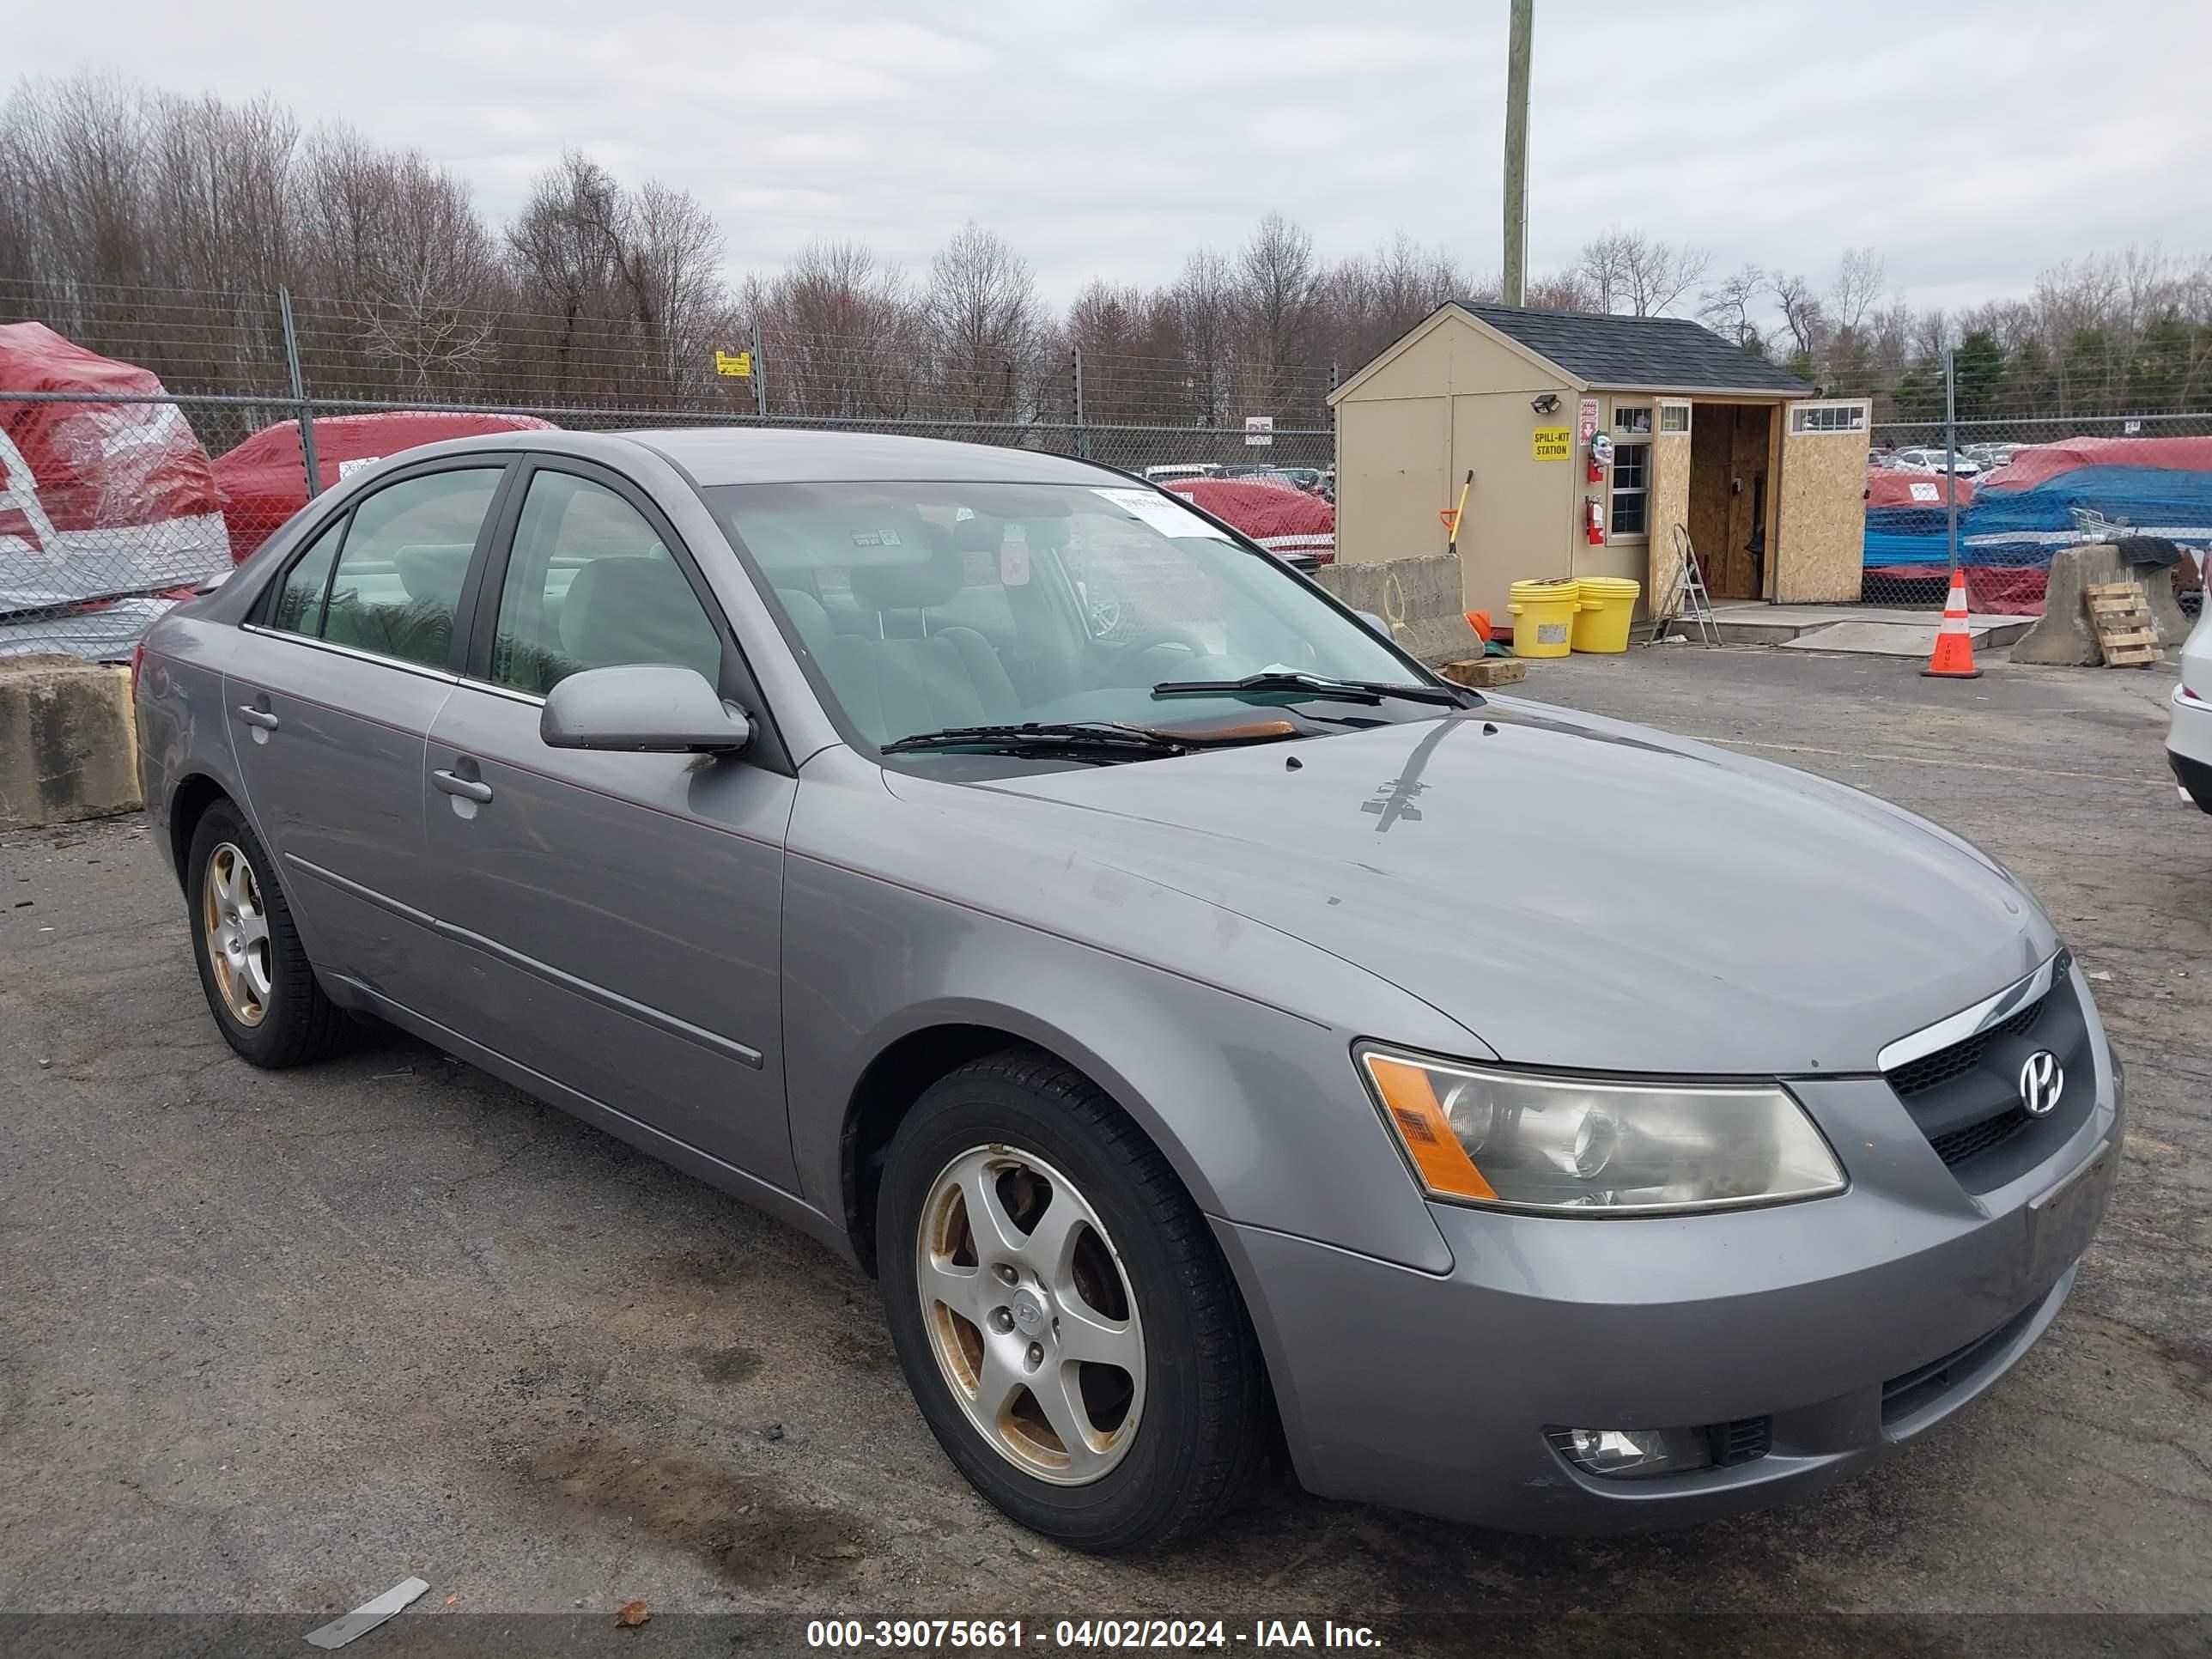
[1571,574,1642,653]
[1509,579,1580,658]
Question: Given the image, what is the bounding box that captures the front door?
[422,459,798,1188]
[223,460,510,994]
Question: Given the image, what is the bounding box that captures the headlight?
[1358,1047,1846,1215]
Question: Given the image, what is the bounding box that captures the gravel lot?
[2,646,2205,1657]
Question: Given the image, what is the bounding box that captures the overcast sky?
[12,0,2212,314]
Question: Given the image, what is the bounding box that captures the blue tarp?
[1867,465,2212,569]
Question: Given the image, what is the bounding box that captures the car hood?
[902,700,2055,1075]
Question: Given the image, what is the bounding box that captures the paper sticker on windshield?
[1091,487,1233,541]
[850,528,903,548]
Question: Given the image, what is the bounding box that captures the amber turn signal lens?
[1364,1054,1498,1201]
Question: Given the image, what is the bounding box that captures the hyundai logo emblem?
[2020,1050,2064,1117]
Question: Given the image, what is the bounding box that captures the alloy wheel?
[202,842,272,1027]
[915,1145,1146,1486]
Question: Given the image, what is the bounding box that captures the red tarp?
[214,410,554,561]
[1875,564,2050,613]
[1866,469,1973,507]
[0,321,230,612]
[1162,477,1334,562]
[1979,435,2212,491]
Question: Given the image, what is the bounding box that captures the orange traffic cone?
[1922,570,1982,679]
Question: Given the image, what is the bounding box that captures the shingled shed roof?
[1462,304,1813,394]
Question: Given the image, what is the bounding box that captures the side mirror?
[540,664,752,755]
[1355,609,1393,638]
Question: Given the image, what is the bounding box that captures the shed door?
[1646,402,1693,608]
[1776,399,1873,603]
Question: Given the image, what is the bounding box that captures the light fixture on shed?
[1530,392,1561,415]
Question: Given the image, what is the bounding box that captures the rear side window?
[310,469,501,670]
[489,471,722,696]
[267,517,345,637]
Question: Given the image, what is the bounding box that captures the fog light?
[1549,1425,1716,1480]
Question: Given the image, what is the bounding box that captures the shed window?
[1613,405,1653,435]
[1610,442,1650,537]
[1660,403,1691,434]
[1791,402,1867,434]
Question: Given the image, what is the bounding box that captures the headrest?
[560,556,720,682]
[774,587,832,652]
[394,544,471,610]
[850,533,964,611]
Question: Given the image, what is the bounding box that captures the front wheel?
[878,1053,1268,1553]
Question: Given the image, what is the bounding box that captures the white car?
[2171,587,2212,815]
[1139,464,1220,484]
[1891,447,1983,477]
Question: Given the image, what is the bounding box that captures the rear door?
[223,459,514,994]
[420,457,798,1188]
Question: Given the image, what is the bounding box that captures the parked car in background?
[2170,593,2212,814]
[1216,465,1324,494]
[1139,463,1219,484]
[1892,447,1984,477]
[134,427,2118,1553]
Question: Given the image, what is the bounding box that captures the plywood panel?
[1334,396,1449,566]
[1450,390,1575,621]
[1645,416,1692,607]
[1775,404,1872,603]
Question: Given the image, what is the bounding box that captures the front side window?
[1613,405,1653,435]
[1609,443,1650,537]
[313,467,502,669]
[490,471,722,696]
[707,480,1429,753]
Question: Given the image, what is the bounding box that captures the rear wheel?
[878,1052,1267,1553]
[185,801,353,1068]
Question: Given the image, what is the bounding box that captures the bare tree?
[921,222,1041,421]
[1768,270,1826,366]
[1699,263,1767,351]
[1578,228,1706,316]
[1171,246,1238,424]
[1829,246,1886,336]
[505,152,628,392]
[1235,213,1323,416]
[749,239,921,418]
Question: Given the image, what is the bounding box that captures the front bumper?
[2171,684,2212,811]
[1219,1072,2119,1534]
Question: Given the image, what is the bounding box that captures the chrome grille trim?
[1875,951,2064,1075]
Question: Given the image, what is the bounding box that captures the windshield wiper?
[880,720,1194,759]
[1151,670,1467,707]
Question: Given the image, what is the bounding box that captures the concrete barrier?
[1313,554,1481,666]
[0,653,142,830]
[2010,544,2192,666]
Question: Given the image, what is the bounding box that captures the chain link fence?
[1861,405,2212,612]
[1,280,1334,659]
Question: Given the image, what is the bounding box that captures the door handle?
[235,705,280,731]
[432,769,494,805]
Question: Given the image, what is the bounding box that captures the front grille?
[1887,995,2045,1099]
[1882,957,2093,1190]
[1927,1103,2031,1167]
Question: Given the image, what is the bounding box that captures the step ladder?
[1648,524,1719,647]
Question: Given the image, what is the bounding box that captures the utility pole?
[1502,0,1533,307]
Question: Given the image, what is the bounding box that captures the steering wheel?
[1117,625,1210,658]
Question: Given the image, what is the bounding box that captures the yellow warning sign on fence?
[1531,426,1571,461]
[714,349,752,379]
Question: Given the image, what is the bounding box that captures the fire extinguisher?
[1585,497,1604,544]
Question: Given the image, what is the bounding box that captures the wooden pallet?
[1437,655,1528,688]
[2085,580,2160,666]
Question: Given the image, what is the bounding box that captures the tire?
[878,1051,1267,1553]
[185,799,353,1068]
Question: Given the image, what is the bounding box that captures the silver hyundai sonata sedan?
[134,428,2120,1552]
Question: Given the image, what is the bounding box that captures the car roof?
[392,425,1130,488]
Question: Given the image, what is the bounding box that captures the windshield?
[704,479,1437,754]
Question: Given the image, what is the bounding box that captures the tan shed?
[1329,303,1871,625]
